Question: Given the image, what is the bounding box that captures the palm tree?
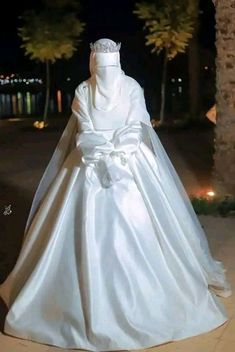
[18,0,85,127]
[212,0,235,197]
[134,0,195,124]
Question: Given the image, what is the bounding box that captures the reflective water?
[0,91,73,118]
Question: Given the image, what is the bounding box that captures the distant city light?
[178,78,182,82]
[67,77,71,81]
[204,66,209,70]
[0,74,43,86]
[171,78,175,83]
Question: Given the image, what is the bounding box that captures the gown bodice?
[87,81,131,132]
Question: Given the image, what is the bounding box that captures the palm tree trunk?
[212,0,235,197]
[43,60,50,123]
[159,51,168,124]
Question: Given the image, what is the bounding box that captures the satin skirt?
[0,143,229,351]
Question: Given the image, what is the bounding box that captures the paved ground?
[0,117,234,352]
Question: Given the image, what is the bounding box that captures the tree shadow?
[0,118,69,332]
[158,127,215,191]
[0,180,32,283]
[0,178,33,332]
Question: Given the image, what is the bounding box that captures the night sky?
[0,0,216,74]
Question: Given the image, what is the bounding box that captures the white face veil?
[89,38,123,111]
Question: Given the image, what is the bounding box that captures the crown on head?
[90,40,121,53]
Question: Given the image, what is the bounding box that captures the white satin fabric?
[0,74,232,351]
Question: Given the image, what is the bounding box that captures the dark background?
[0,0,216,115]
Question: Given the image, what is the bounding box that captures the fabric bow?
[76,121,142,187]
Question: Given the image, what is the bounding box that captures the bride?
[0,38,232,351]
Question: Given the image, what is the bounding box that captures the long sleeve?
[76,121,143,188]
[71,78,149,188]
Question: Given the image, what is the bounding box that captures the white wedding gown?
[0,74,232,351]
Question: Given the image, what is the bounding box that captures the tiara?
[90,41,121,53]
